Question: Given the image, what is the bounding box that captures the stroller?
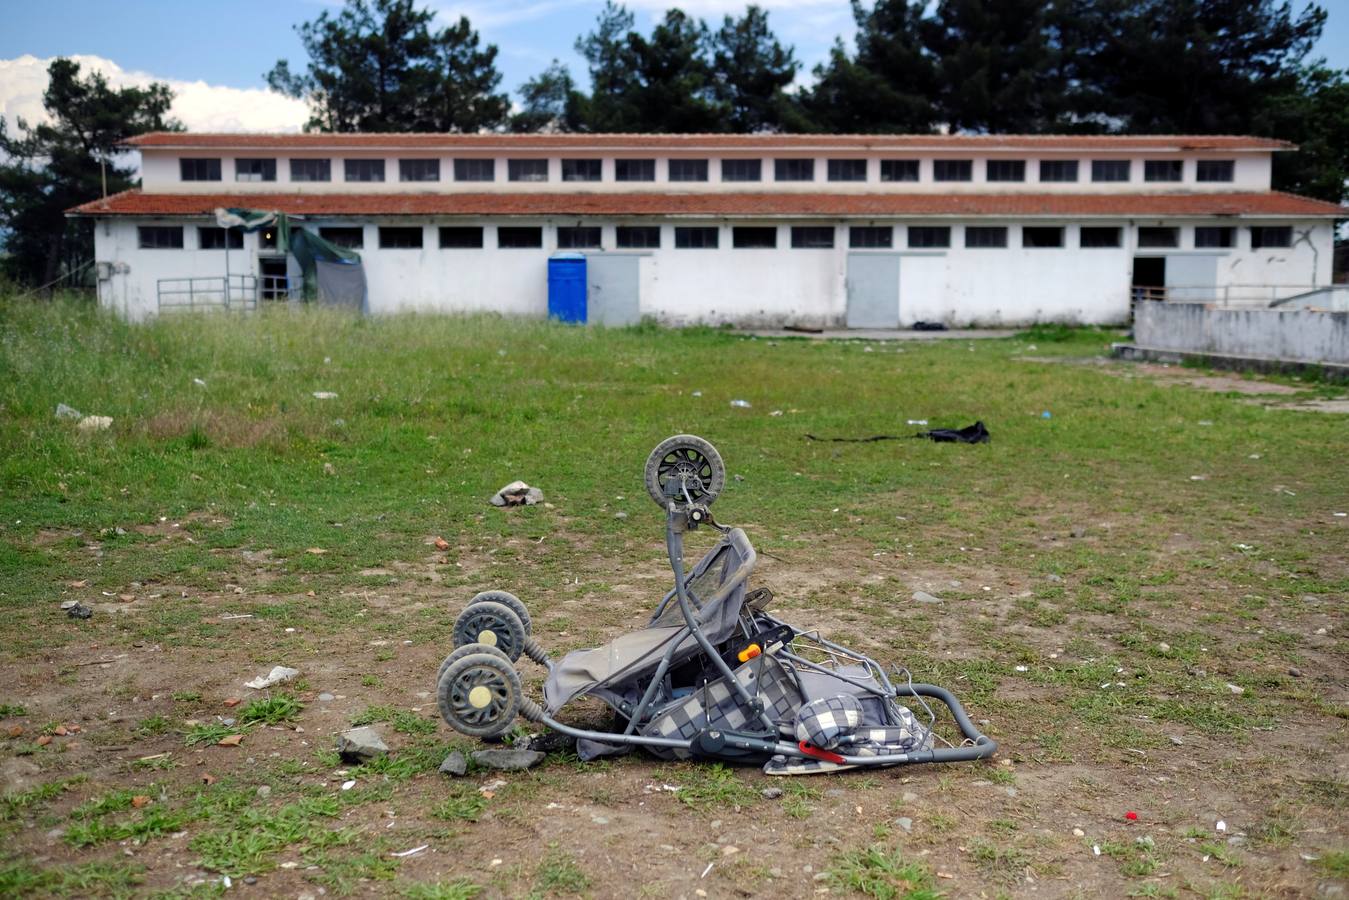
[436,435,997,774]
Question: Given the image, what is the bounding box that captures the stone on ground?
[336,726,388,763]
[470,748,545,771]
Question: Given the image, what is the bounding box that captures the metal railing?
[1131,284,1334,308]
[157,275,260,313]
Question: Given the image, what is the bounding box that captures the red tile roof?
[124,132,1294,153]
[69,190,1344,219]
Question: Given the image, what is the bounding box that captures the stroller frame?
[437,438,997,770]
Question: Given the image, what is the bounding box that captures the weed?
[534,846,589,895]
[172,691,204,702]
[670,764,759,811]
[971,841,1033,885]
[402,881,482,900]
[433,788,489,823]
[1313,850,1349,880]
[0,860,143,895]
[0,704,27,718]
[351,705,436,736]
[183,723,241,746]
[1,777,82,821]
[136,715,175,737]
[239,695,304,726]
[827,845,942,900]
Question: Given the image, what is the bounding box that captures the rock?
[59,600,78,610]
[66,602,93,620]
[1168,735,1184,746]
[256,785,271,798]
[901,792,918,803]
[55,403,83,420]
[1226,683,1245,695]
[318,693,335,702]
[1069,527,1087,538]
[336,727,389,763]
[1157,642,1171,653]
[614,511,628,520]
[76,415,113,432]
[1072,828,1085,837]
[1288,667,1303,678]
[1045,574,1064,583]
[439,751,467,777]
[761,787,783,800]
[490,481,544,507]
[470,748,545,771]
[895,817,913,832]
[912,590,943,605]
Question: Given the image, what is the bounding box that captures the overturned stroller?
[436,435,997,774]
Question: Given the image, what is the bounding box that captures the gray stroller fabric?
[764,695,934,776]
[640,654,803,760]
[543,529,757,714]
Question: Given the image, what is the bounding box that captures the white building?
[71,133,1343,328]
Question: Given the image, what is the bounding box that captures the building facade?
[71,133,1343,327]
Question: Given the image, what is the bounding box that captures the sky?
[1,0,1346,133]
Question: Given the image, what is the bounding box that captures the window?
[235,158,276,182]
[880,160,919,182]
[986,160,1025,182]
[259,228,278,250]
[775,159,814,182]
[965,226,1007,248]
[1080,226,1122,248]
[1137,227,1179,248]
[790,226,834,248]
[1250,226,1291,249]
[561,159,601,182]
[849,226,892,249]
[498,226,543,248]
[453,159,494,182]
[615,159,655,182]
[668,159,708,182]
[1195,226,1234,248]
[344,159,385,182]
[933,160,972,182]
[1091,160,1130,182]
[675,226,718,248]
[721,159,762,182]
[1197,160,1235,182]
[1023,227,1065,248]
[557,226,602,249]
[617,226,661,249]
[1039,160,1078,182]
[197,227,242,250]
[180,158,221,181]
[1144,160,1182,182]
[827,159,867,182]
[732,227,776,248]
[290,158,331,182]
[138,226,183,249]
[908,227,950,249]
[439,227,483,248]
[378,227,423,249]
[508,159,548,182]
[400,159,441,182]
[320,227,364,249]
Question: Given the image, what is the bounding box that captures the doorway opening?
[1131,256,1166,303]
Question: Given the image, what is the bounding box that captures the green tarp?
[214,207,364,306]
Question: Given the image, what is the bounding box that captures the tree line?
[1,0,1345,288]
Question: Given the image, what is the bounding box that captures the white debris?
[312,391,338,400]
[244,665,300,689]
[391,845,428,858]
[55,403,83,420]
[341,780,356,791]
[1216,820,1227,833]
[193,378,207,387]
[1226,683,1244,695]
[730,399,752,408]
[77,415,113,432]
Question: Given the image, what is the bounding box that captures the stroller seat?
[543,528,757,715]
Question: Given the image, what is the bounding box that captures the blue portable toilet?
[548,253,587,323]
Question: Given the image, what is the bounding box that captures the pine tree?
[710,6,799,133]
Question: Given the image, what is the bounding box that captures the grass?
[1,300,1345,897]
[827,845,942,899]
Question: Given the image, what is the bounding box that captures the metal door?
[586,255,641,326]
[846,253,900,329]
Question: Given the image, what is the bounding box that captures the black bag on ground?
[918,421,990,444]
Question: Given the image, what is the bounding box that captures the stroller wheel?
[453,601,527,662]
[437,649,522,739]
[436,642,512,724]
[644,434,726,509]
[467,590,531,635]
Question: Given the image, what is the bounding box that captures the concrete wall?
[141,148,1272,196]
[93,216,1333,328]
[1134,301,1349,364]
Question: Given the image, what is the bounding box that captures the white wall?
[92,215,1335,328]
[140,148,1275,196]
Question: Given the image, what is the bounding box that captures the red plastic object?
[1125,811,1138,821]
[798,741,846,764]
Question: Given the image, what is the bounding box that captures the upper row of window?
[178,156,1238,184]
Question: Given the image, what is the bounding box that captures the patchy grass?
[1,301,1345,896]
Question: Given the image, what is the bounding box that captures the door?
[1131,256,1166,302]
[586,255,641,326]
[259,257,289,301]
[846,253,900,329]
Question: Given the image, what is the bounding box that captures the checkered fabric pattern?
[793,695,864,749]
[763,699,934,776]
[641,654,803,760]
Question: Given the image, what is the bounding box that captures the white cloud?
[0,54,308,133]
